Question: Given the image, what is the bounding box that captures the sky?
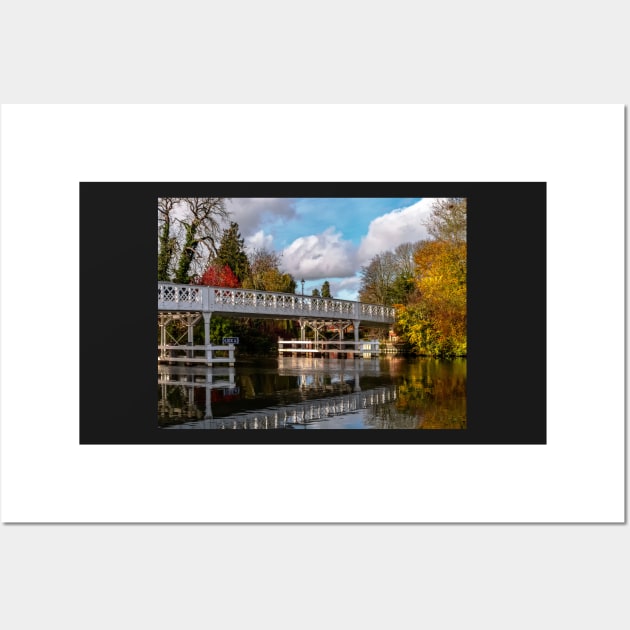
[225,197,439,301]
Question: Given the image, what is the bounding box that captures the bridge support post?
[299,319,306,342]
[159,317,167,359]
[353,320,360,357]
[187,316,195,359]
[205,382,213,419]
[203,312,212,363]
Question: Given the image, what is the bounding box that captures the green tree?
[311,288,320,297]
[390,272,416,305]
[321,281,332,298]
[157,197,178,281]
[390,242,420,305]
[214,221,251,283]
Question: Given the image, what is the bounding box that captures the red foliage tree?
[196,264,240,288]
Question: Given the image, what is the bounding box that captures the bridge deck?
[158,282,395,327]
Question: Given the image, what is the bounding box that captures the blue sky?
[225,197,438,301]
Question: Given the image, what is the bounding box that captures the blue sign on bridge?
[222,337,240,345]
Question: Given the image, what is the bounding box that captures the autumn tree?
[399,240,467,356]
[189,263,240,345]
[236,247,298,349]
[396,199,467,356]
[195,263,240,288]
[243,248,296,293]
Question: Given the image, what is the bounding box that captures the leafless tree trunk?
[169,197,230,283]
[157,197,179,281]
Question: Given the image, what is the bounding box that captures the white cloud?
[334,276,361,292]
[244,229,274,252]
[226,198,297,238]
[330,276,361,301]
[357,198,438,265]
[280,227,358,280]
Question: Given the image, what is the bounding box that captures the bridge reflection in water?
[159,357,411,430]
[166,388,396,430]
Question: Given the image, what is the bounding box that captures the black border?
[80,182,546,445]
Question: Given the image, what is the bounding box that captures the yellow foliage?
[396,240,466,356]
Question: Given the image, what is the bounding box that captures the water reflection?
[158,356,466,430]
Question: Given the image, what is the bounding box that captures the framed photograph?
[79,181,546,446]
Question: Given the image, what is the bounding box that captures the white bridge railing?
[158,344,235,365]
[158,282,395,325]
[278,340,380,357]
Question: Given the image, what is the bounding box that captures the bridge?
[158,282,396,364]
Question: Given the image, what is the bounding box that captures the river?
[158,355,466,430]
